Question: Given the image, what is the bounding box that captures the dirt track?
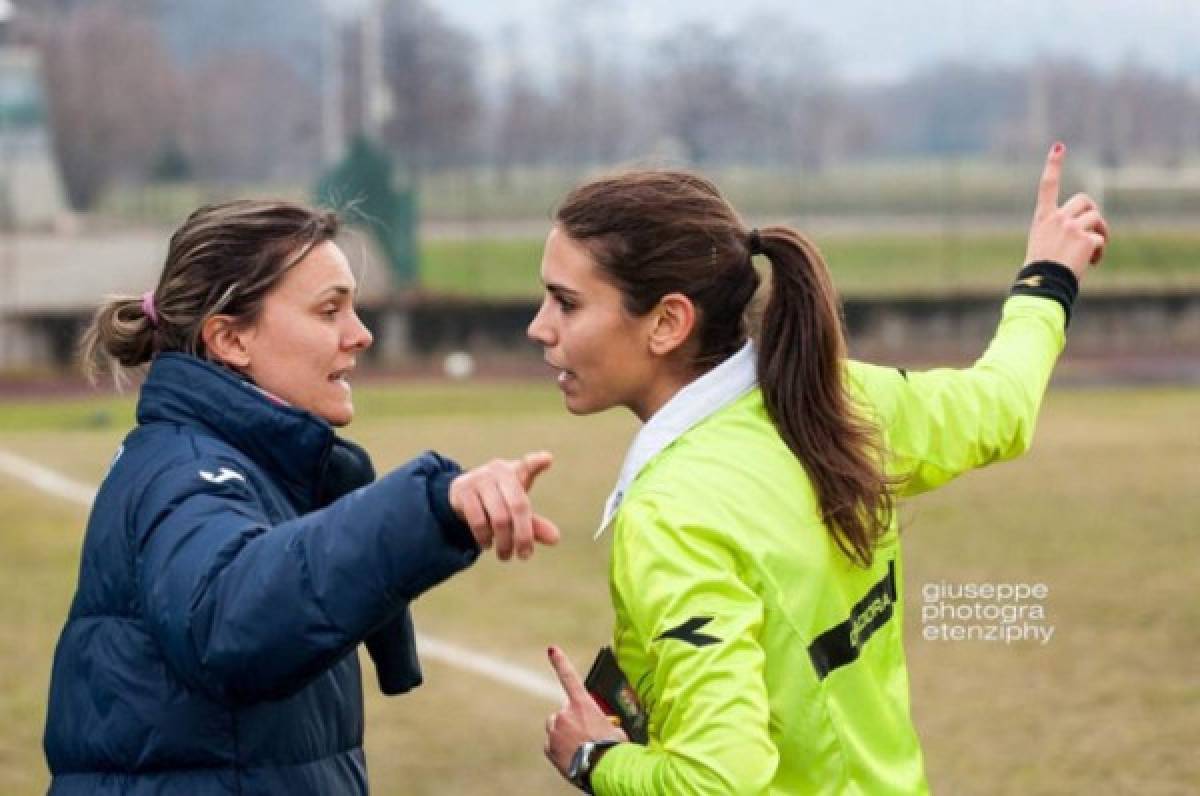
[2,347,1196,403]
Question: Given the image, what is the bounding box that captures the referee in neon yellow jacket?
[532,144,1107,795]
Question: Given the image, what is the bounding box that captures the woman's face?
[527,226,662,418]
[238,241,373,426]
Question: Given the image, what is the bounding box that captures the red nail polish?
[1052,142,1064,154]
[547,646,555,657]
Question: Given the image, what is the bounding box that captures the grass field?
[1,380,1197,794]
[94,163,1200,301]
[101,161,1200,226]
[419,231,1200,299]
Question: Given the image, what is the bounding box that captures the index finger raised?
[1036,142,1065,214]
[547,645,590,704]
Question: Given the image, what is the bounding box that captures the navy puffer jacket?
[44,353,479,794]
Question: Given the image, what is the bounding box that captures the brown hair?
[81,199,339,385]
[555,170,895,567]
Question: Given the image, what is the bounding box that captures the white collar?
[595,340,758,539]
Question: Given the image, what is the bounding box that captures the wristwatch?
[567,739,620,794]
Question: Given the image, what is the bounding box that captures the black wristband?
[1009,260,1079,328]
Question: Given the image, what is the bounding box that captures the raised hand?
[448,451,560,560]
[1024,142,1110,282]
[544,646,627,777]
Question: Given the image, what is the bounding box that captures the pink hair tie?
[141,291,159,328]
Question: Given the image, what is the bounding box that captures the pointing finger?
[1036,142,1065,215]
[547,646,590,705]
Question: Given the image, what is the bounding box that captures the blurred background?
[0,1,1196,793]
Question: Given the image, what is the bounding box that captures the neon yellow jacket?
[592,296,1066,795]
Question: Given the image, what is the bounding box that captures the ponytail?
[80,293,158,387]
[755,226,895,567]
[552,169,895,565]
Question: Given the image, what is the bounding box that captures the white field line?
[0,447,562,704]
[0,449,98,505]
[416,635,562,702]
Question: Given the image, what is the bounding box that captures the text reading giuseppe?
[921,581,1054,645]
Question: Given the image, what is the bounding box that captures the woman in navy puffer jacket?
[44,200,559,794]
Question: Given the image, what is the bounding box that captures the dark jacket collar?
[137,353,345,512]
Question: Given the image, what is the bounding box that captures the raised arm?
[848,143,1108,497]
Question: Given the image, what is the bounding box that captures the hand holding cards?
[543,646,630,784]
[584,646,648,744]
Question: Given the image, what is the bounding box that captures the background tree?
[40,1,183,210]
[379,0,481,176]
[492,27,552,178]
[548,0,637,167]
[651,23,752,164]
[734,14,852,170]
[186,50,320,182]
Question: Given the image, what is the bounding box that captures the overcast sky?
[424,0,1200,85]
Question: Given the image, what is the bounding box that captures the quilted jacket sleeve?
[136,450,478,704]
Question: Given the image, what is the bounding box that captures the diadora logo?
[807,560,898,680]
[199,467,245,485]
[849,591,893,649]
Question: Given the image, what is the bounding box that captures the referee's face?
[529,227,661,419]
